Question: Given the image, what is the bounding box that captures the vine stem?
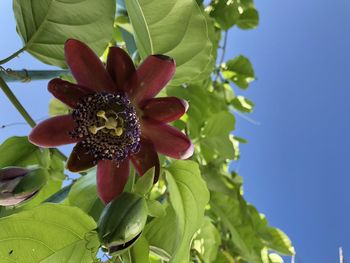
[0,76,67,161]
[214,30,228,83]
[0,47,26,65]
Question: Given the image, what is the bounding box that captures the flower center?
[71,93,140,162]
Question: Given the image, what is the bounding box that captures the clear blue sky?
[1,1,350,262]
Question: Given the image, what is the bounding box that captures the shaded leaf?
[237,7,259,30]
[48,98,70,117]
[68,170,104,221]
[210,0,240,30]
[0,204,99,262]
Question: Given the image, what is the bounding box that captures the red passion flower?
[29,39,193,204]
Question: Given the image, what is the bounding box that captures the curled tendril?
[0,66,31,82]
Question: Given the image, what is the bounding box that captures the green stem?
[0,76,67,161]
[0,47,26,65]
[0,76,36,127]
[214,31,228,84]
[0,69,70,83]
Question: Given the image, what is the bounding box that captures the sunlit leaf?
[192,217,221,263]
[146,161,209,262]
[232,96,255,113]
[125,0,213,85]
[210,0,240,30]
[222,55,255,89]
[13,0,116,67]
[49,98,70,116]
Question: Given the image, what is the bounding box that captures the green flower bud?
[0,167,47,206]
[97,192,148,255]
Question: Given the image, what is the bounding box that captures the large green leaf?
[146,161,209,262]
[237,7,259,30]
[125,0,213,85]
[13,0,116,67]
[0,204,99,262]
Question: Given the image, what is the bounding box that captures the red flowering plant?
[29,39,193,204]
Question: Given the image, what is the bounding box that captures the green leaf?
[146,199,166,218]
[146,161,209,262]
[0,136,38,168]
[200,111,236,160]
[166,161,210,262]
[68,170,104,221]
[125,0,213,85]
[0,204,99,262]
[192,217,221,263]
[237,7,259,30]
[269,253,284,263]
[210,0,240,30]
[13,0,116,67]
[210,191,253,260]
[263,227,295,256]
[222,55,255,89]
[134,167,155,196]
[130,235,150,263]
[49,98,70,116]
[232,96,255,113]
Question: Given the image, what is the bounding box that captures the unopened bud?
[97,192,148,255]
[0,167,47,206]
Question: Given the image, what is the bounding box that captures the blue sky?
[1,1,350,262]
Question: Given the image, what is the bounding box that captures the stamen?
[71,93,140,162]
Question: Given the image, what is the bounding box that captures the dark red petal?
[97,159,130,204]
[64,39,116,93]
[130,139,160,182]
[29,115,78,147]
[107,47,136,92]
[141,120,194,159]
[127,55,176,105]
[48,78,92,108]
[66,143,96,172]
[142,97,188,123]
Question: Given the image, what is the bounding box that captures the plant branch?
[0,47,26,65]
[0,68,70,83]
[0,76,67,161]
[214,30,228,83]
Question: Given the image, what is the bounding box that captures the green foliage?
[13,0,116,67]
[68,170,104,221]
[146,161,209,262]
[0,137,65,211]
[125,0,213,85]
[0,0,295,262]
[222,55,256,89]
[48,98,70,116]
[0,204,99,262]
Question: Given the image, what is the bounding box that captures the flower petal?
[127,55,176,105]
[107,47,135,92]
[66,143,96,172]
[142,97,188,123]
[64,39,116,93]
[141,120,194,159]
[48,78,92,108]
[97,159,130,204]
[130,139,160,182]
[29,115,78,147]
